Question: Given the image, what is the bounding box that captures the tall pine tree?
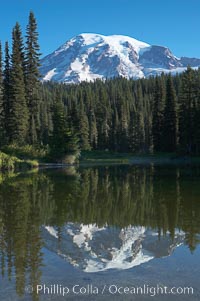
[25,11,41,145]
[3,42,11,144]
[152,76,165,152]
[0,42,4,146]
[78,99,91,150]
[179,66,198,154]
[50,97,79,162]
[8,23,29,145]
[163,75,178,152]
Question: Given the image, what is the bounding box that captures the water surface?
[0,165,200,300]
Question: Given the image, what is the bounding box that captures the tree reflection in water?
[0,165,200,299]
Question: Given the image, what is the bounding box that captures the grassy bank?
[0,151,39,172]
[80,151,131,164]
[80,150,200,165]
[1,147,200,170]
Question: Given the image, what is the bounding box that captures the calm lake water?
[0,164,200,301]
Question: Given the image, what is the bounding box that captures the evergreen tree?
[129,110,145,153]
[119,104,129,152]
[100,113,110,150]
[129,82,145,153]
[110,108,120,151]
[179,66,198,154]
[3,42,11,143]
[144,94,154,153]
[88,108,98,149]
[78,100,91,150]
[95,86,110,150]
[8,23,29,145]
[152,76,165,152]
[50,98,79,161]
[25,11,41,145]
[163,75,178,152]
[0,42,4,146]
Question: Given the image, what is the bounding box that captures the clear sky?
[0,0,199,58]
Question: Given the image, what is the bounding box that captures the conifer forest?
[0,12,200,160]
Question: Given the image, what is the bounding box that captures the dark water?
[0,165,200,301]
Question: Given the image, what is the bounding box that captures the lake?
[0,164,200,301]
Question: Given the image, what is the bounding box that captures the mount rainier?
[42,223,185,273]
[40,33,200,84]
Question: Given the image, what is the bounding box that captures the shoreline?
[1,150,200,173]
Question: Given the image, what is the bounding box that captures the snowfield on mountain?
[40,33,200,84]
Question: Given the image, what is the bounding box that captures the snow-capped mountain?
[40,33,200,84]
[42,223,184,272]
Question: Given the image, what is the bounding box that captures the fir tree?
[119,104,129,152]
[50,98,79,161]
[88,108,98,149]
[3,42,11,143]
[179,66,198,154]
[163,75,178,152]
[152,76,165,152]
[8,23,29,145]
[144,94,154,153]
[78,100,91,150]
[25,11,41,145]
[129,82,145,153]
[129,110,145,153]
[110,108,120,151]
[0,42,4,146]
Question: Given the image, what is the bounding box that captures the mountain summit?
[40,33,200,84]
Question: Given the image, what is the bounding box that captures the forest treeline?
[0,11,200,158]
[43,68,200,155]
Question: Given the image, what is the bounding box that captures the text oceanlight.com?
[25,284,194,297]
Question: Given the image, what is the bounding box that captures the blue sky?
[0,0,199,58]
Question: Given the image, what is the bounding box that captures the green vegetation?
[1,11,200,165]
[0,11,79,165]
[80,150,131,164]
[80,150,200,165]
[49,97,80,163]
[37,68,200,157]
[0,151,38,171]
[1,143,47,160]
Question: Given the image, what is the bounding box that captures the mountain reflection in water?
[0,165,200,299]
[42,224,185,273]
